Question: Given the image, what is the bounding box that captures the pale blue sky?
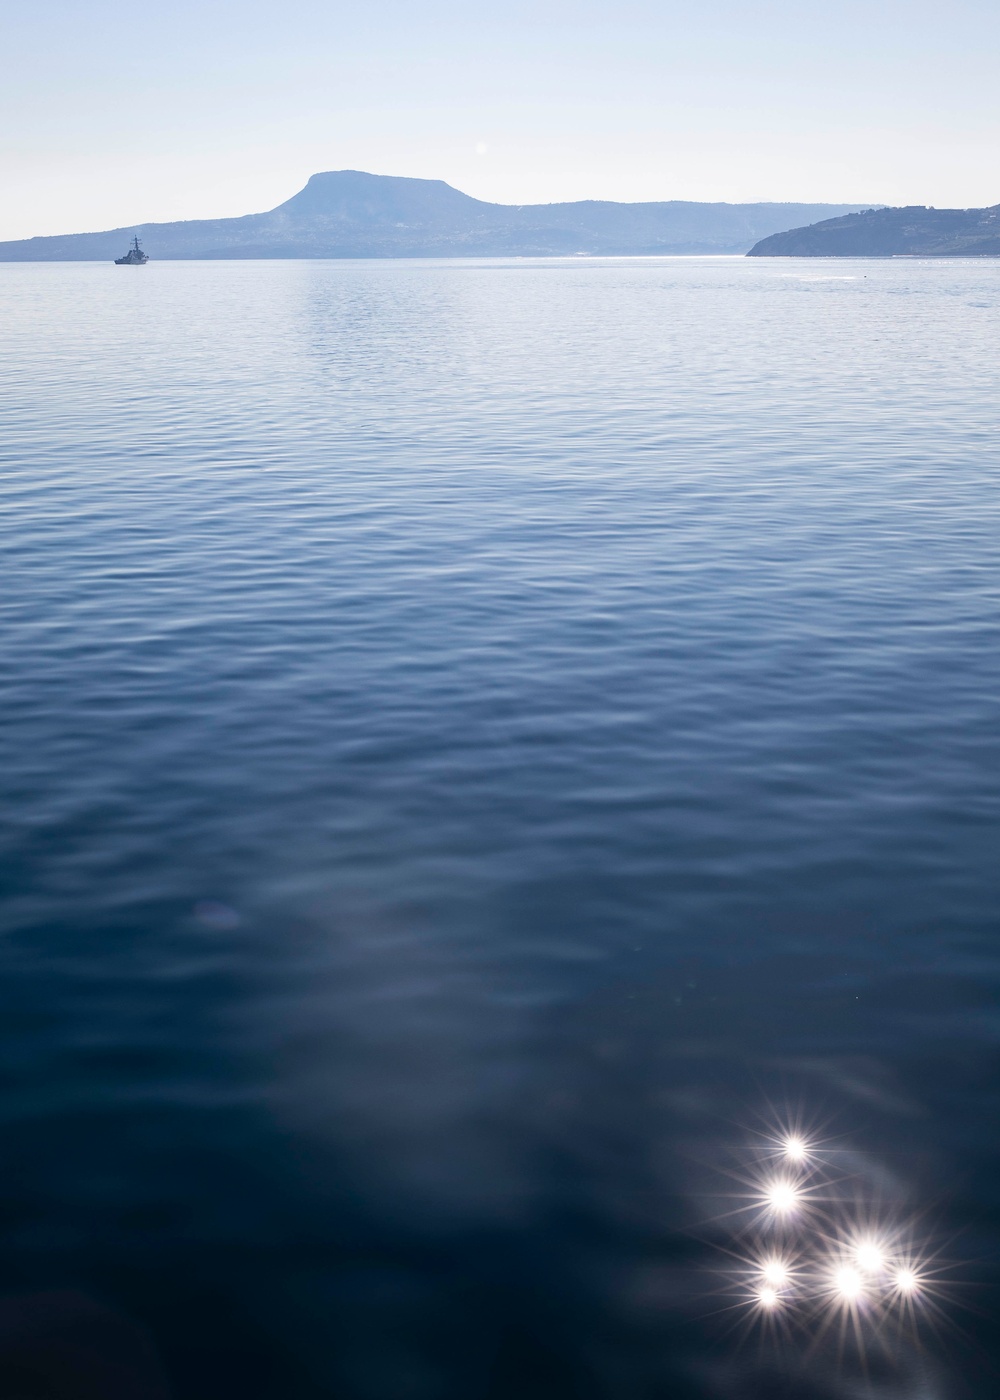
[2,0,999,240]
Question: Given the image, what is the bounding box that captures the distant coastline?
[747,203,1000,257]
[8,175,993,262]
[0,170,872,262]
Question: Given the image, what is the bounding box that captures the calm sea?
[1,257,998,1399]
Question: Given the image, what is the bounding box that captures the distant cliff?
[747,203,1000,257]
[0,170,871,261]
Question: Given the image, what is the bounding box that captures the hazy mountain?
[0,170,871,261]
[747,203,1000,256]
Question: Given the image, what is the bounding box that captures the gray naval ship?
[114,235,148,265]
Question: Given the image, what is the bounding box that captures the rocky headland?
[747,203,1000,257]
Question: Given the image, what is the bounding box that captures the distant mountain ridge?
[747,203,1000,257]
[0,170,872,261]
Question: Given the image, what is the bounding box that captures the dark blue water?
[1,257,999,1399]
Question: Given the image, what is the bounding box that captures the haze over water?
[2,257,999,1398]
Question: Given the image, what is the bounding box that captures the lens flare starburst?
[853,1238,887,1274]
[713,1113,949,1354]
[761,1258,791,1287]
[782,1135,809,1164]
[762,1177,802,1217]
[832,1264,866,1304]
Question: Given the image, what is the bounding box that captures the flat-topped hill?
[0,170,870,260]
[748,203,1000,257]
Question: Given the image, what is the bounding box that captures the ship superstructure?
[114,235,148,265]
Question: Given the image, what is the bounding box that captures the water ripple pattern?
[0,257,998,1400]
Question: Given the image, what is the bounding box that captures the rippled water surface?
[1,257,999,1398]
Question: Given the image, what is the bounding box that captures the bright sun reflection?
[854,1240,886,1273]
[726,1116,945,1341]
[834,1266,865,1302]
[782,1135,808,1162]
[763,1179,801,1215]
